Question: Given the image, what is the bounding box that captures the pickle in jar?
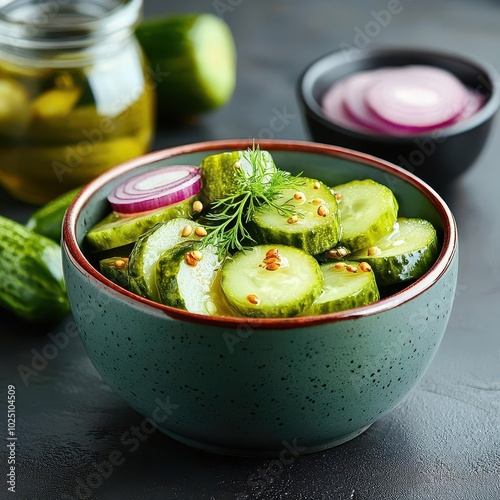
[0,57,155,204]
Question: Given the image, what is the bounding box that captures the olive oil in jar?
[0,0,155,204]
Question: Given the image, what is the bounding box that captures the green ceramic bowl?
[62,139,458,457]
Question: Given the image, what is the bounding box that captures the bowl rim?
[298,45,500,142]
[63,138,457,330]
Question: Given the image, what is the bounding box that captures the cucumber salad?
[85,147,439,318]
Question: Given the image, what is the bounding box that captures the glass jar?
[0,0,155,204]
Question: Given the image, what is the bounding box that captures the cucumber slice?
[85,195,197,252]
[220,245,323,318]
[305,260,380,315]
[99,257,129,290]
[333,179,398,252]
[348,218,439,285]
[251,177,341,255]
[128,217,206,301]
[200,149,277,203]
[156,241,222,315]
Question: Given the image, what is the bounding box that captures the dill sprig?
[202,146,303,255]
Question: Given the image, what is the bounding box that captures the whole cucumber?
[26,186,81,242]
[0,216,70,323]
[136,13,237,121]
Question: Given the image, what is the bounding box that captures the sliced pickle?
[99,257,130,290]
[156,241,222,315]
[199,149,277,203]
[128,217,205,301]
[220,244,323,318]
[85,198,198,254]
[333,179,399,252]
[32,87,82,120]
[304,260,380,315]
[348,218,439,286]
[0,78,31,135]
[251,177,341,255]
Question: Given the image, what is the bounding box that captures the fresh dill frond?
[202,146,304,255]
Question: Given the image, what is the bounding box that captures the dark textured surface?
[1,1,500,499]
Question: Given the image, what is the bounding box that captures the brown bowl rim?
[63,139,457,330]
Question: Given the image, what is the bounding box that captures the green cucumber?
[85,195,198,252]
[136,13,236,121]
[348,218,439,286]
[305,260,380,315]
[99,257,129,290]
[333,179,398,252]
[220,244,323,318]
[0,216,70,323]
[26,186,81,242]
[251,177,341,255]
[200,149,277,203]
[128,218,205,301]
[156,241,222,314]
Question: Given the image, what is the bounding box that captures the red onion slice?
[108,165,202,214]
[365,65,468,129]
[341,70,406,134]
[321,77,376,133]
[457,89,484,121]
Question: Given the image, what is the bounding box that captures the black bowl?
[298,47,500,187]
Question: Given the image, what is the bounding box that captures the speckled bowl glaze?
[62,139,458,457]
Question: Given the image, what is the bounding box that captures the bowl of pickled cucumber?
[62,139,458,456]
